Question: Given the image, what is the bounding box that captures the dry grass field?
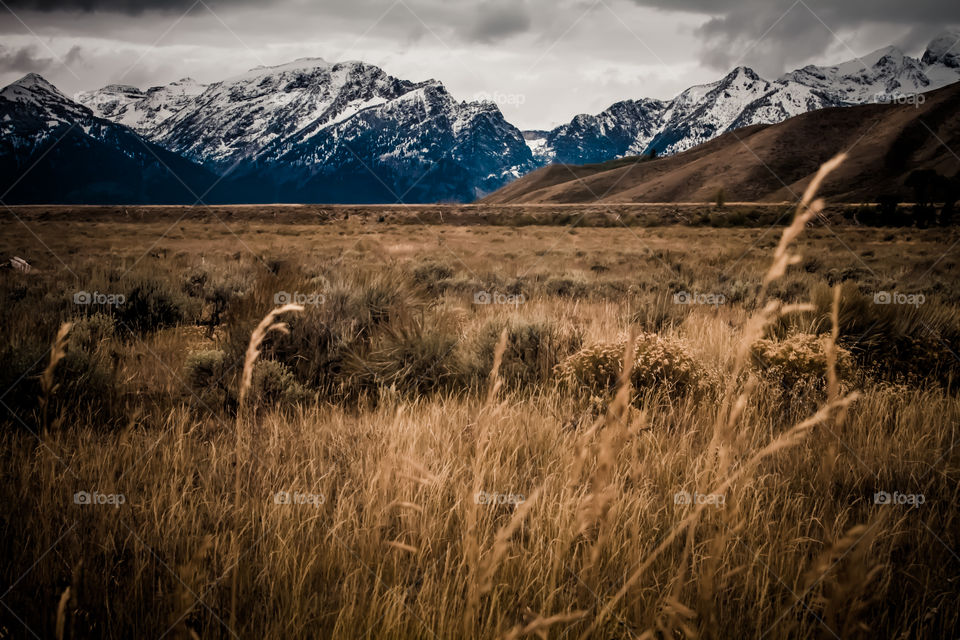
[1,189,959,638]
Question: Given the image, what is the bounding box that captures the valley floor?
[0,209,958,638]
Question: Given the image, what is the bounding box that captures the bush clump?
[117,277,197,334]
[555,333,709,401]
[184,349,232,410]
[544,273,590,298]
[412,261,456,294]
[221,268,422,400]
[344,317,463,397]
[803,282,960,385]
[751,333,854,388]
[69,313,116,352]
[250,360,312,408]
[473,318,583,389]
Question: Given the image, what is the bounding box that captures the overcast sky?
[1,0,957,129]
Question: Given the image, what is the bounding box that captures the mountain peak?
[4,72,62,96]
[830,45,906,76]
[1,73,79,111]
[2,72,93,126]
[229,57,333,82]
[922,30,960,68]
[721,66,764,85]
[729,66,761,79]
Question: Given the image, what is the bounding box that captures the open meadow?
[1,200,959,639]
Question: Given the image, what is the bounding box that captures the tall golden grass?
[1,156,958,638]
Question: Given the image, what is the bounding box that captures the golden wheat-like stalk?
[230,303,303,631]
[238,303,305,408]
[763,153,847,292]
[499,608,587,640]
[485,327,509,405]
[40,321,72,434]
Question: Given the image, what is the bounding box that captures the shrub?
[544,273,590,298]
[1,320,124,430]
[751,333,854,388]
[53,348,121,426]
[473,318,583,389]
[555,333,710,401]
[185,349,227,389]
[184,349,231,410]
[726,279,758,305]
[221,268,422,399]
[70,313,115,352]
[250,360,312,408]
[117,277,197,334]
[412,261,456,294]
[629,292,684,332]
[802,282,960,385]
[182,270,208,297]
[344,317,463,397]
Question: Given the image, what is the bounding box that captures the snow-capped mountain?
[0,73,217,204]
[245,82,534,202]
[2,73,91,133]
[76,77,207,134]
[541,98,668,165]
[78,58,534,202]
[540,31,960,165]
[783,45,931,103]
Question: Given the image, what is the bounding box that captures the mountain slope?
[540,31,960,166]
[0,74,219,204]
[542,98,668,165]
[77,78,207,134]
[481,82,960,205]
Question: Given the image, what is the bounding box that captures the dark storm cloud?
[0,44,54,72]
[630,0,960,73]
[463,0,531,43]
[0,44,79,73]
[1,0,255,13]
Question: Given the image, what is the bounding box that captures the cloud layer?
[630,0,960,74]
[0,0,957,128]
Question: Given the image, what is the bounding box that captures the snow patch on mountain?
[77,78,206,134]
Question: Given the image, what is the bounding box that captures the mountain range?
[483,81,960,205]
[526,30,960,165]
[1,30,958,204]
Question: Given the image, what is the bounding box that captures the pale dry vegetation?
[1,177,959,639]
